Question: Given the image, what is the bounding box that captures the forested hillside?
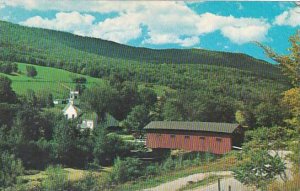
[0,20,291,125]
[1,20,283,80]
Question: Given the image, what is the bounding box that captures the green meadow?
[0,62,173,99]
[0,63,105,98]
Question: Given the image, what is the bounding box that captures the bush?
[0,152,24,188]
[26,65,37,77]
[145,164,160,177]
[72,76,87,84]
[94,132,132,165]
[72,171,99,191]
[109,157,144,184]
[162,157,176,171]
[41,165,69,191]
[0,61,18,74]
[233,150,286,190]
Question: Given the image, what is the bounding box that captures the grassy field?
[19,167,112,190]
[0,62,173,98]
[0,63,105,98]
[113,154,239,191]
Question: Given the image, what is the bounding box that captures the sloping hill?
[0,20,290,105]
[0,62,172,98]
[0,63,105,98]
[0,20,282,80]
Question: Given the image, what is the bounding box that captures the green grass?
[0,62,172,98]
[113,154,239,191]
[19,167,112,190]
[177,175,222,191]
[0,62,105,98]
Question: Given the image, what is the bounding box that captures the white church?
[62,91,97,129]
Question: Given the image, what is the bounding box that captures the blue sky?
[0,1,299,63]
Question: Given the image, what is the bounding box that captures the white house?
[62,102,81,119]
[81,119,95,130]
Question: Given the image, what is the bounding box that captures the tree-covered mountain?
[1,20,282,80]
[0,20,290,113]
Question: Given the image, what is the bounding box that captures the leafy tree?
[233,150,286,190]
[75,83,86,95]
[114,82,140,120]
[123,105,150,132]
[254,102,286,127]
[80,84,118,119]
[139,88,157,108]
[109,157,144,184]
[202,98,236,123]
[0,152,24,188]
[259,31,300,129]
[282,88,300,128]
[0,76,17,127]
[36,91,54,108]
[235,110,246,125]
[51,119,82,166]
[242,126,296,151]
[259,31,299,87]
[0,76,16,103]
[26,65,37,77]
[72,76,87,84]
[162,99,184,121]
[93,129,131,165]
[0,61,16,74]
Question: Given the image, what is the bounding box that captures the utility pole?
[218,178,221,191]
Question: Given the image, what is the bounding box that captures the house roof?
[101,113,119,127]
[81,112,98,121]
[144,121,240,134]
[62,102,81,113]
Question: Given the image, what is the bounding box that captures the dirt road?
[143,150,292,191]
[142,171,252,191]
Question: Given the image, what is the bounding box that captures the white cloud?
[17,1,271,46]
[274,7,300,27]
[2,0,144,13]
[144,34,200,47]
[20,12,96,39]
[91,13,142,43]
[221,25,270,44]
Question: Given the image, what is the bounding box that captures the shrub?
[72,76,87,84]
[72,171,99,191]
[109,157,144,184]
[204,152,216,162]
[41,165,69,191]
[26,65,37,77]
[162,157,176,171]
[145,164,160,177]
[94,133,132,165]
[0,152,24,188]
[233,150,286,190]
[0,61,18,74]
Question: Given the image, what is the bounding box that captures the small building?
[62,102,81,119]
[144,121,244,155]
[80,112,98,130]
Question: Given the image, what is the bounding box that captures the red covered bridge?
[144,121,244,154]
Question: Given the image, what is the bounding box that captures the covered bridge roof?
[144,121,240,134]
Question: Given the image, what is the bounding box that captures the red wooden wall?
[146,130,232,154]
